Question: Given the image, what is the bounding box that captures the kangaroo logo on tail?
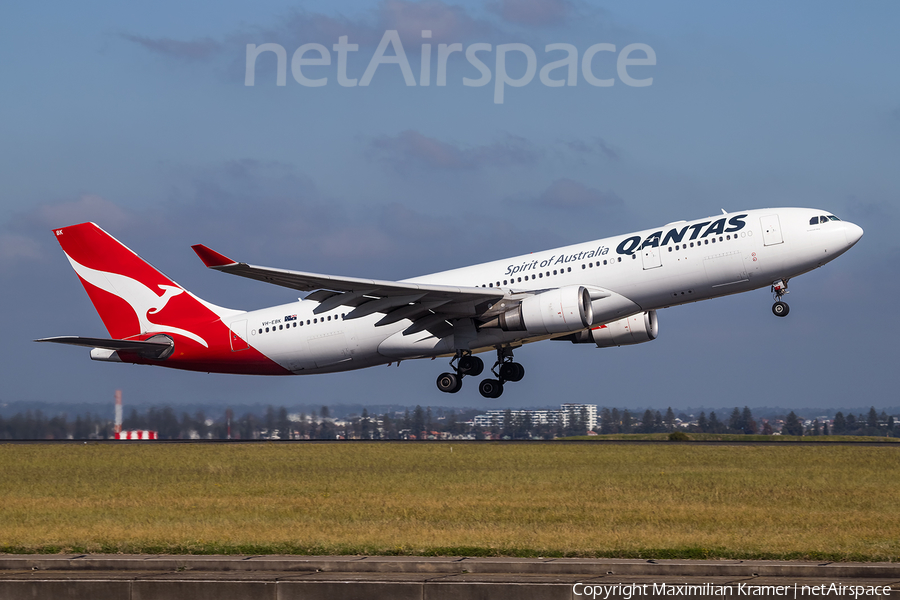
[52,222,243,346]
[65,255,210,347]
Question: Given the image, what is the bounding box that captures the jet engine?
[563,310,658,347]
[487,286,594,335]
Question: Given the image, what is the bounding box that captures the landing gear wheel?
[772,301,790,317]
[499,362,525,382]
[436,372,462,393]
[479,378,504,399]
[458,355,484,377]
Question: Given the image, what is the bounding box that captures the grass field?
[1,442,898,560]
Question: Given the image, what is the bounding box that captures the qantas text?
[616,214,748,255]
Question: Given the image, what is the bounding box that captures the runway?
[1,555,897,599]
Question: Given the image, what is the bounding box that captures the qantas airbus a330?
[38,208,862,398]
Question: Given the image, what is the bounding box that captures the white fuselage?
[233,208,862,374]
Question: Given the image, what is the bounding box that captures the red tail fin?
[53,223,231,345]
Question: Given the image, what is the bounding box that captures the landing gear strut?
[436,351,484,394]
[479,347,526,399]
[771,279,790,317]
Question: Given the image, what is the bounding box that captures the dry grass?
[1,443,898,560]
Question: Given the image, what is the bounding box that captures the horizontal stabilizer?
[35,336,174,359]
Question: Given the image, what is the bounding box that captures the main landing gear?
[478,347,525,399]
[435,347,525,399]
[436,351,484,394]
[771,279,790,317]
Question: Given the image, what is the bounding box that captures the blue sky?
[1,1,898,411]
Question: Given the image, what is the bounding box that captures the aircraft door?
[229,320,249,351]
[641,246,662,269]
[760,215,783,246]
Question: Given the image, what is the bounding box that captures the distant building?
[473,413,502,428]
[473,404,598,431]
[559,403,598,431]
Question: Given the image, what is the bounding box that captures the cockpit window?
[828,215,841,221]
[809,217,818,225]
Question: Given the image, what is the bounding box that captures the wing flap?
[403,313,451,336]
[306,290,339,302]
[345,294,426,320]
[374,300,450,327]
[313,289,379,314]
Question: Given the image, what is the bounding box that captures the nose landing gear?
[771,279,790,317]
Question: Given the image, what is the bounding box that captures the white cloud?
[0,233,42,268]
[370,130,540,170]
[33,195,132,231]
[120,34,222,61]
[123,0,497,64]
[487,0,574,27]
[536,178,623,211]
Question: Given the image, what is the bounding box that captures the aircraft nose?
[844,222,864,247]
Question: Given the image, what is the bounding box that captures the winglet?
[192,244,237,268]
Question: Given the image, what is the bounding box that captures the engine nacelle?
[565,310,659,347]
[495,286,594,335]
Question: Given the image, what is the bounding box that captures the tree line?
[0,405,463,440]
[0,405,897,440]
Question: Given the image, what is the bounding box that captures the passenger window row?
[482,266,576,288]
[582,257,626,269]
[479,232,741,289]
[480,255,632,288]
[255,313,346,335]
[668,234,737,252]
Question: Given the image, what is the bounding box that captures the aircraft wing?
[192,245,504,337]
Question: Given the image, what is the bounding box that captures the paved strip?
[2,555,900,577]
[0,556,898,600]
